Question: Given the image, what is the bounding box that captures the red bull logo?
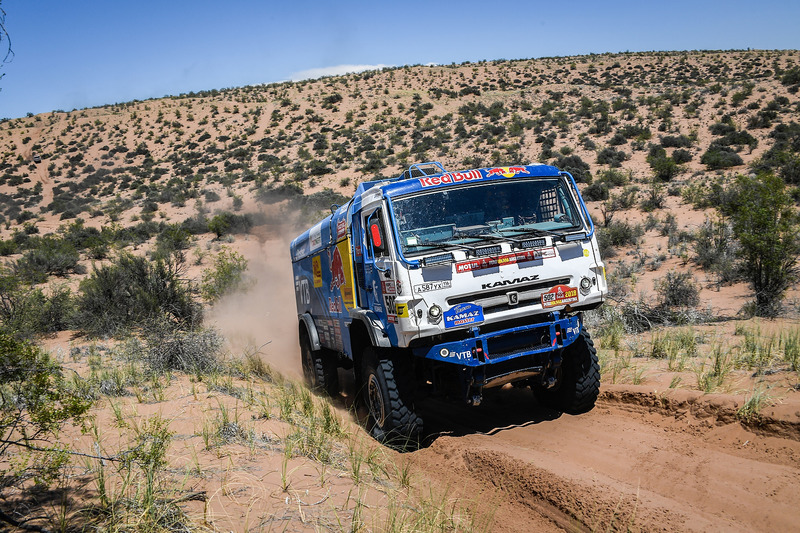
[485,166,527,178]
[330,246,345,290]
[419,169,482,187]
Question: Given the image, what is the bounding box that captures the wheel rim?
[367,373,386,427]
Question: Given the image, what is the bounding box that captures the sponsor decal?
[541,284,579,309]
[419,169,482,188]
[481,275,540,290]
[328,296,342,313]
[485,166,527,178]
[395,303,409,318]
[309,223,322,251]
[443,303,484,329]
[456,248,555,273]
[384,294,396,311]
[381,280,396,295]
[330,246,345,291]
[312,256,322,288]
[414,280,452,293]
[336,218,347,240]
[438,348,471,361]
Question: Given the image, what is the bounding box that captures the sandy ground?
[406,383,800,532]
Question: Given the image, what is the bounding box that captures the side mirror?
[370,222,385,252]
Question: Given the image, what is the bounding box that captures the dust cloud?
[205,213,305,380]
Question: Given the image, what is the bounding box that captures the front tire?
[300,328,339,397]
[361,347,422,447]
[534,327,600,414]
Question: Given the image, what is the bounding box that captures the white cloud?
[289,64,393,81]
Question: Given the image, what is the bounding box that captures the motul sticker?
[541,285,579,308]
[443,303,484,329]
[456,248,555,273]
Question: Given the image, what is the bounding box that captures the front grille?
[486,325,551,360]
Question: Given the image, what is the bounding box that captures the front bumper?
[411,312,582,389]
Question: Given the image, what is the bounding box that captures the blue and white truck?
[290,163,606,444]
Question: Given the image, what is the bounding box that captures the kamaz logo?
[481,275,539,290]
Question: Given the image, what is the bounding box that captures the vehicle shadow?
[335,369,563,451]
[417,386,563,448]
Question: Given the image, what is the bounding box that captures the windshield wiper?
[499,227,571,242]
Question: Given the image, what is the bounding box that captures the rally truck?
[290,163,606,444]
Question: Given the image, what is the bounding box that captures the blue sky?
[1,0,798,119]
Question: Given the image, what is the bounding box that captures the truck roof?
[291,163,569,262]
[354,163,564,201]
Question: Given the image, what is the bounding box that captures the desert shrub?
[596,168,629,187]
[656,271,700,309]
[75,253,201,337]
[134,326,224,374]
[553,154,591,182]
[660,134,693,148]
[207,211,252,239]
[596,220,643,256]
[672,149,693,164]
[200,248,249,302]
[583,181,609,202]
[153,224,191,259]
[13,237,81,283]
[701,145,743,169]
[640,181,666,211]
[693,217,740,284]
[0,331,92,475]
[596,147,628,167]
[0,267,76,336]
[648,155,680,181]
[0,239,17,256]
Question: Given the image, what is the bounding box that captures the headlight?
[579,276,592,295]
[428,304,442,323]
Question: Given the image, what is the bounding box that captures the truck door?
[359,207,399,335]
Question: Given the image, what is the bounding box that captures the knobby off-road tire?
[361,347,422,448]
[300,328,339,397]
[534,327,600,414]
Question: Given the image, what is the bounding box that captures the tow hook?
[542,353,563,389]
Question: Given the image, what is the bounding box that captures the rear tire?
[361,347,422,447]
[534,327,600,414]
[300,327,339,397]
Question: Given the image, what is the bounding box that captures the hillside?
[2,50,800,307]
[1,50,800,531]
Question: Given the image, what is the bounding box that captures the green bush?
[13,237,81,283]
[723,173,800,316]
[701,146,743,169]
[200,248,249,302]
[0,331,92,463]
[75,253,201,337]
[693,217,740,284]
[0,267,76,336]
[596,147,628,167]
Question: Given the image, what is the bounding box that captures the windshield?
[391,177,583,257]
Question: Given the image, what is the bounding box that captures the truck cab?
[291,163,605,445]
